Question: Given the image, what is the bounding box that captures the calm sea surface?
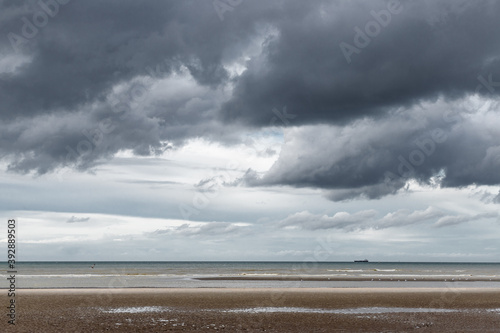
[2,262,499,288]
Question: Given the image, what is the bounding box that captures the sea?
[2,261,500,289]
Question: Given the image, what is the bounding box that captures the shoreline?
[3,278,500,290]
[10,286,500,292]
[195,275,500,282]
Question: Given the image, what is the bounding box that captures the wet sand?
[3,288,500,332]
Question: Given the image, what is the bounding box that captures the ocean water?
[1,261,499,289]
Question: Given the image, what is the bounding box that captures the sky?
[1,0,499,261]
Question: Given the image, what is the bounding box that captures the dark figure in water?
[90,264,95,269]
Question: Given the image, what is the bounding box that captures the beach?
[3,288,500,332]
[3,262,500,331]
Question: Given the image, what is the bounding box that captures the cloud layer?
[279,206,498,230]
[244,98,500,200]
[1,0,500,202]
[220,0,500,126]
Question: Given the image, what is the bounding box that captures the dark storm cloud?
[244,101,500,200]
[0,0,280,173]
[0,0,251,118]
[1,0,500,196]
[221,0,500,126]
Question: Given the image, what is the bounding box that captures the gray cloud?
[378,206,444,229]
[195,175,228,193]
[0,74,243,174]
[120,179,181,186]
[0,0,268,173]
[244,100,500,200]
[279,209,378,231]
[67,216,90,223]
[220,0,500,126]
[472,189,500,204]
[495,191,500,204]
[151,222,251,237]
[278,207,495,231]
[434,212,498,228]
[0,0,252,119]
[1,0,500,203]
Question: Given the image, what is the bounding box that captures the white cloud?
[434,212,498,228]
[150,222,253,237]
[279,210,378,231]
[278,206,498,231]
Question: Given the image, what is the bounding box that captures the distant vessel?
[354,259,369,262]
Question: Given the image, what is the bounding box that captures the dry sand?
[2,288,500,332]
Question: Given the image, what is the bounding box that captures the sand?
[2,288,500,332]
